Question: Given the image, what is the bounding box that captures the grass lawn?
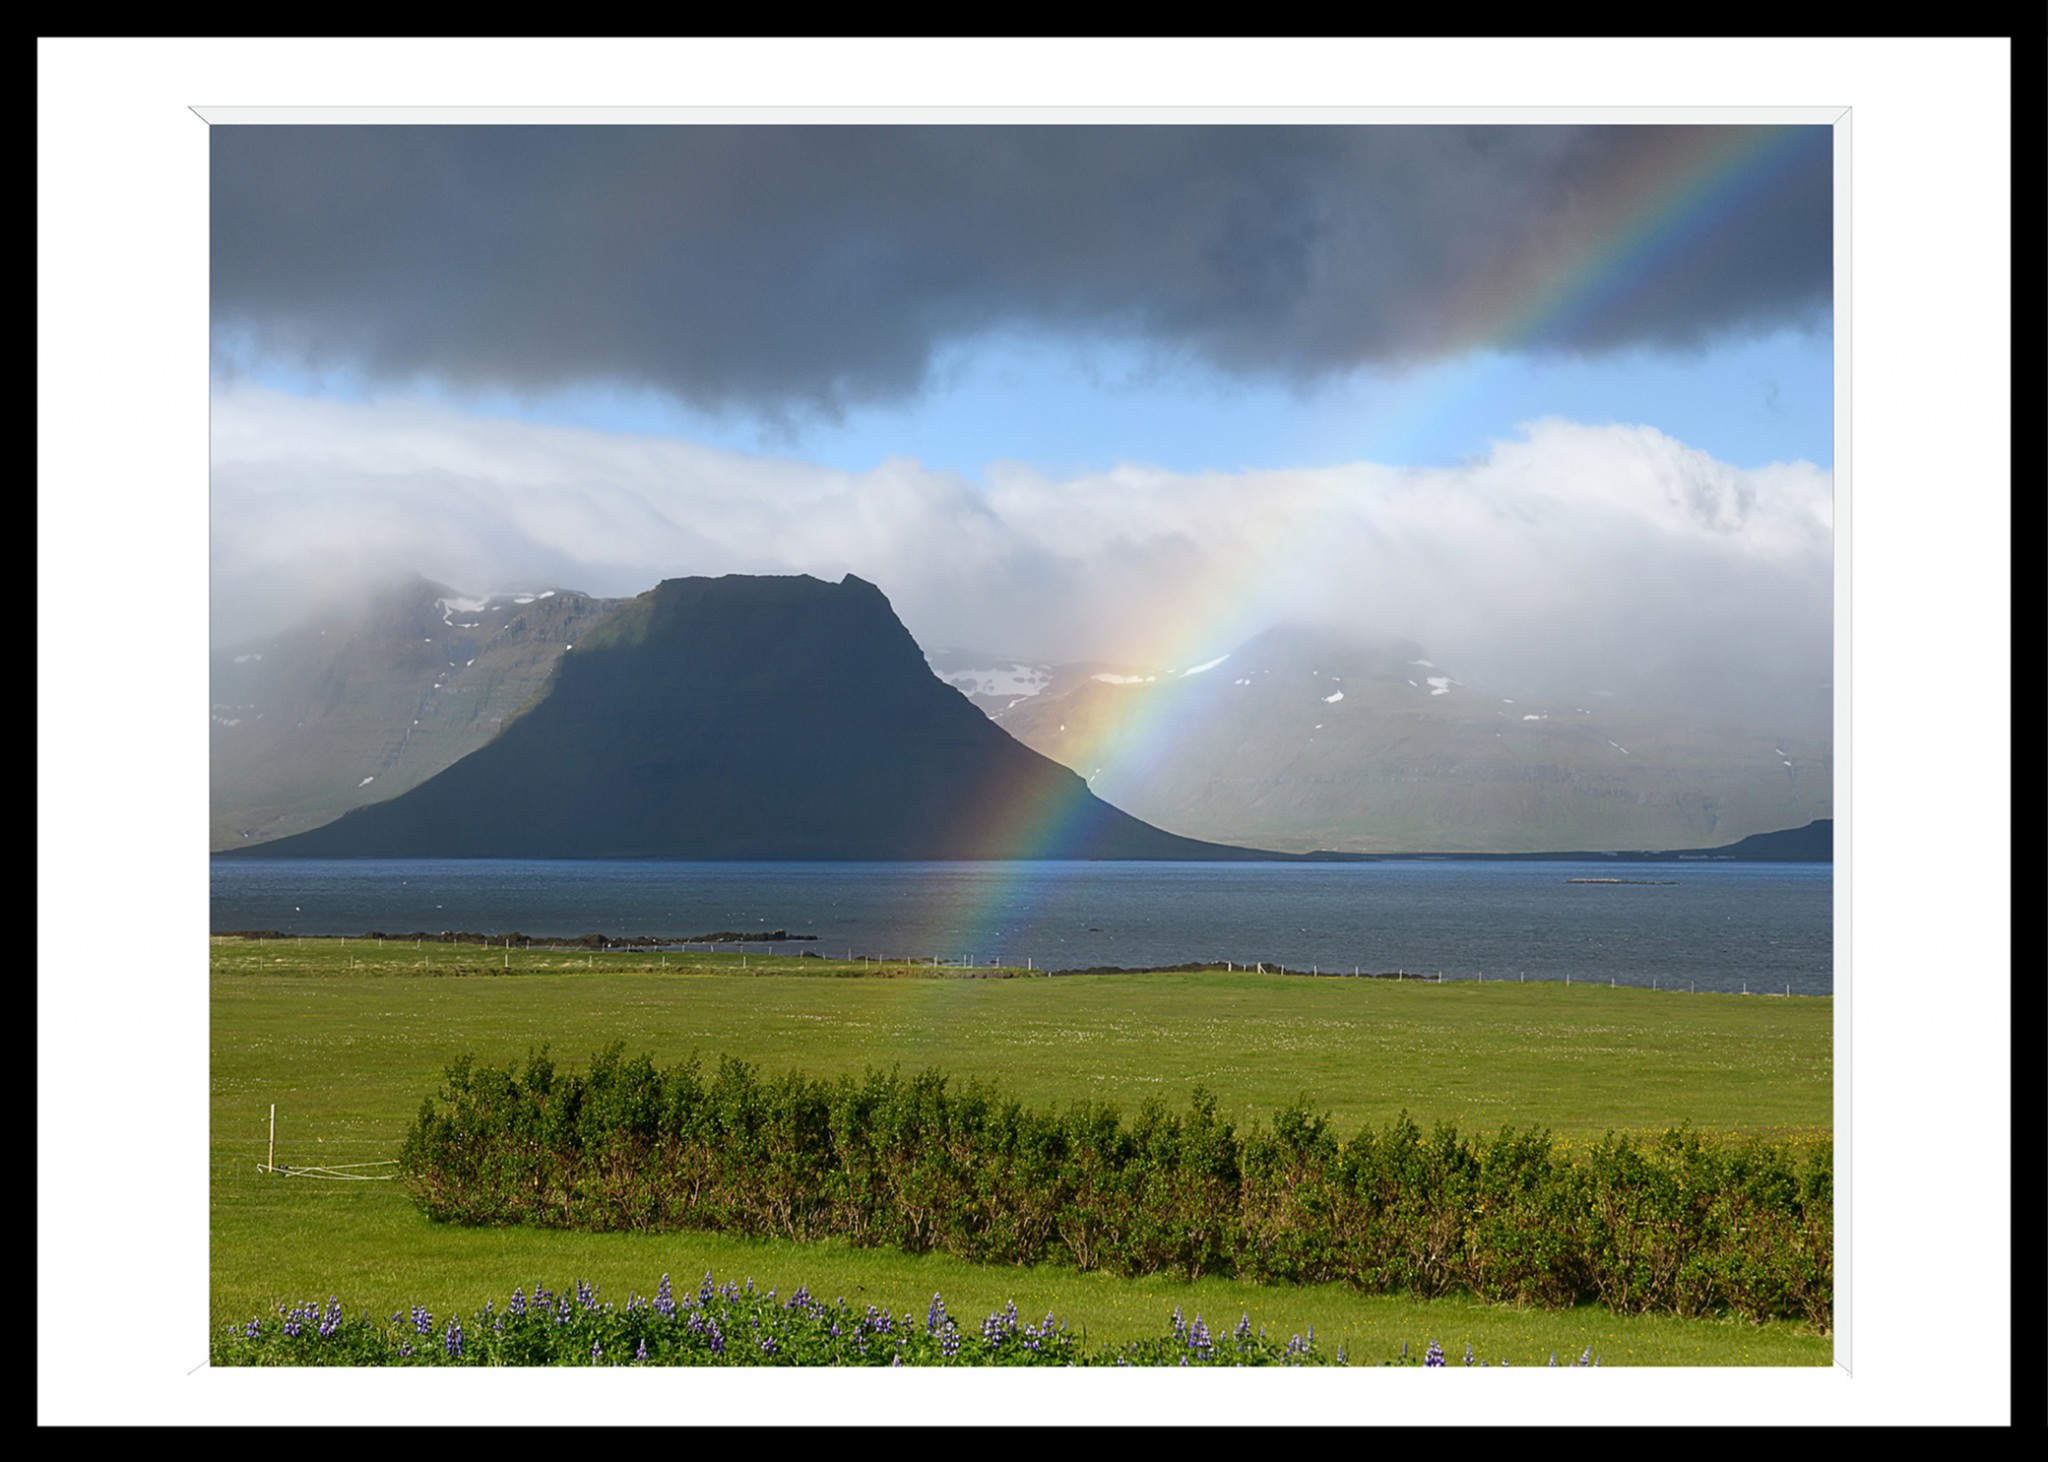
[211,937,1832,1365]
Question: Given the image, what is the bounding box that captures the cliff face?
[225,574,1257,860]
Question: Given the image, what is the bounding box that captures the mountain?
[972,623,1832,855]
[211,575,626,849]
[220,574,1260,861]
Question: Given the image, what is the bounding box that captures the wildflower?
[412,1304,434,1337]
[1464,1342,1475,1366]
[445,1315,464,1359]
[635,1338,648,1362]
[1424,1340,1446,1367]
[1234,1313,1253,1345]
[654,1273,677,1320]
[245,1317,262,1340]
[509,1287,526,1317]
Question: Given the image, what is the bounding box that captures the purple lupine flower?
[891,1354,904,1367]
[1170,1305,1187,1343]
[700,1272,716,1306]
[1188,1315,1213,1361]
[939,1324,960,1359]
[1576,1346,1593,1367]
[927,1293,947,1333]
[320,1296,343,1339]
[1234,1312,1253,1345]
[591,1339,602,1364]
[635,1338,647,1362]
[1424,1340,1446,1367]
[1464,1342,1475,1366]
[245,1316,262,1340]
[509,1287,526,1317]
[445,1315,464,1358]
[707,1319,725,1356]
[760,1336,778,1356]
[1548,1352,1558,1366]
[412,1304,434,1337]
[654,1274,676,1320]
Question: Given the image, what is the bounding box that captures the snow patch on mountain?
[1182,655,1229,676]
[940,663,1053,699]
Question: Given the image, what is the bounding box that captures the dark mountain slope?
[224,574,1263,861]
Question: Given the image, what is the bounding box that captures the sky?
[209,121,1836,721]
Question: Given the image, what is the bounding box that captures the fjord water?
[210,858,1833,995]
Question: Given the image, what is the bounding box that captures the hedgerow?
[398,1046,1830,1328]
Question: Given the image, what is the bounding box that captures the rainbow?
[932,124,1833,954]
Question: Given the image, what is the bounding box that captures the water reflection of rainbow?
[941,124,1833,956]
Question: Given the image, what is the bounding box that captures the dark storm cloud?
[212,124,1832,417]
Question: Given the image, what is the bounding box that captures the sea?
[210,858,1834,996]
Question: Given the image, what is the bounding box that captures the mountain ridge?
[221,574,1268,861]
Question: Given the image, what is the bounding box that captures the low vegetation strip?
[399,1047,1831,1328]
[214,1272,1382,1367]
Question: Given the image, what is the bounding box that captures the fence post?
[268,1104,276,1174]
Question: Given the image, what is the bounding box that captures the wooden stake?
[268,1104,276,1174]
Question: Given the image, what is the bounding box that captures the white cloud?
[210,387,1831,719]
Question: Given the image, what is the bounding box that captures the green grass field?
[211,937,1833,1366]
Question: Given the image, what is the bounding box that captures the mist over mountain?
[220,574,1253,861]
[211,574,624,848]
[958,623,1831,855]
